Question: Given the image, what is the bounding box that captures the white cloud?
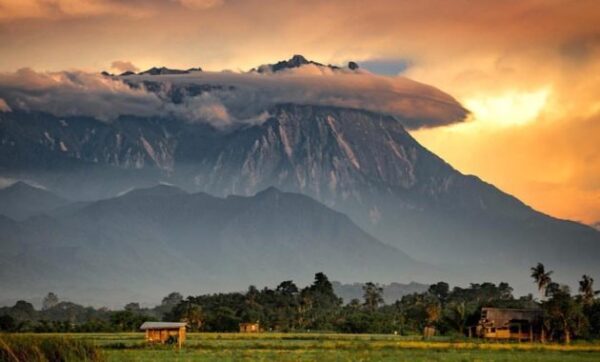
[0,65,468,129]
[0,68,163,121]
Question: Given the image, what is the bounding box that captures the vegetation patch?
[0,334,102,362]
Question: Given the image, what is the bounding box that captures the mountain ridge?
[0,184,430,306]
[0,181,69,220]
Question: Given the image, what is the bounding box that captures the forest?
[1,265,599,342]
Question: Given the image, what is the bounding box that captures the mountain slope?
[0,181,69,220]
[1,103,599,292]
[0,185,427,306]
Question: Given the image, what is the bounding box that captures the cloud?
[0,98,10,112]
[0,68,164,121]
[175,0,224,10]
[0,66,468,128]
[0,0,151,20]
[359,59,410,76]
[110,61,139,73]
[0,0,222,21]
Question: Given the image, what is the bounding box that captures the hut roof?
[481,307,542,327]
[140,322,187,330]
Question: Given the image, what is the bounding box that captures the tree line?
[1,267,599,341]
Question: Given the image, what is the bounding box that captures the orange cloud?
[110,60,139,73]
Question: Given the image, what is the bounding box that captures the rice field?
[3,333,600,361]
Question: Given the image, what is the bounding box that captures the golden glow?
[463,88,550,127]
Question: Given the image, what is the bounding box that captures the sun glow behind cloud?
[463,88,550,128]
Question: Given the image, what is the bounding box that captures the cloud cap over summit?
[0,59,468,129]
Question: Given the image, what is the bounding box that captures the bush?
[0,335,103,362]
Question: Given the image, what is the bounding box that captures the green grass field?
[7,332,599,362]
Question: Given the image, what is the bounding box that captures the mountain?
[115,66,203,77]
[592,222,600,231]
[0,184,427,306]
[0,181,69,220]
[253,54,358,73]
[137,66,202,76]
[1,85,599,293]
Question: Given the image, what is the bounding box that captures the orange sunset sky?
[0,0,599,224]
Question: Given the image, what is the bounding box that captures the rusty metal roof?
[140,321,187,330]
[481,308,542,327]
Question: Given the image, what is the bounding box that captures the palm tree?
[531,262,553,299]
[579,274,599,306]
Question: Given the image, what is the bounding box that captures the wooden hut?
[140,322,187,347]
[239,322,260,333]
[477,307,544,341]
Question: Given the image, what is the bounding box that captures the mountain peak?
[253,55,355,73]
[3,180,46,193]
[288,54,310,66]
[138,67,190,76]
[121,66,203,77]
[0,181,68,220]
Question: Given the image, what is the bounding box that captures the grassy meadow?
[3,333,600,362]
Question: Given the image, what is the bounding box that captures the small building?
[239,322,260,333]
[477,307,544,341]
[140,321,187,347]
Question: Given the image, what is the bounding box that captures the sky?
[0,0,599,224]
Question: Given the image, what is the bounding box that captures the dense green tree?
[428,282,450,307]
[162,292,184,307]
[298,273,342,331]
[579,275,599,306]
[0,314,16,331]
[543,284,584,343]
[362,282,384,312]
[124,303,141,312]
[166,298,203,330]
[109,311,145,331]
[3,268,600,339]
[274,281,300,331]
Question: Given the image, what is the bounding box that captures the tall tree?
[161,292,183,308]
[428,282,450,307]
[531,263,553,298]
[302,272,342,330]
[362,282,384,312]
[169,299,203,331]
[579,275,599,306]
[544,284,582,343]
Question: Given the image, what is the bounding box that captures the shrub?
[0,335,103,362]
